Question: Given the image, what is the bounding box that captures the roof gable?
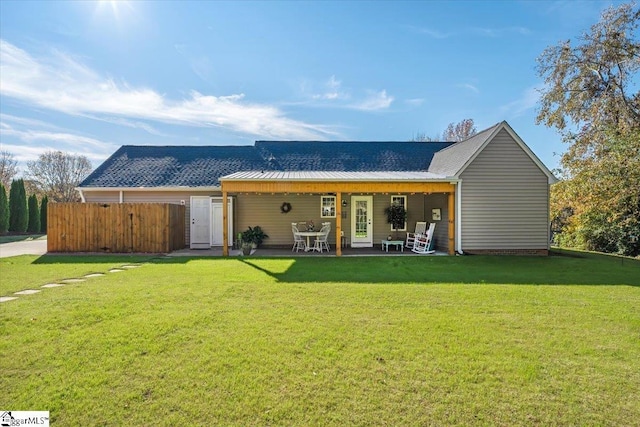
[429,121,557,184]
[428,123,501,176]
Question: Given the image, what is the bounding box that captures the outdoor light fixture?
[342,200,348,207]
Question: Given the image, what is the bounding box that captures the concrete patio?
[167,245,447,257]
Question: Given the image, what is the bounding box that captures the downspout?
[119,190,124,203]
[77,188,86,203]
[456,179,464,254]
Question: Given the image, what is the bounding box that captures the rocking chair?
[412,223,436,254]
[406,221,427,248]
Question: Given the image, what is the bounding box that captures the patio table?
[381,240,404,252]
[297,231,324,252]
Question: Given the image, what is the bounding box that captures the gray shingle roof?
[79,122,555,189]
[255,141,452,171]
[80,145,266,187]
[428,122,502,176]
[80,141,454,188]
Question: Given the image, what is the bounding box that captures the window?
[390,195,407,231]
[321,196,336,218]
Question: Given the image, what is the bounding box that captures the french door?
[351,196,373,247]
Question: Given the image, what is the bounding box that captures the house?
[78,121,557,256]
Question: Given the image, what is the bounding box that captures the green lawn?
[1,253,639,426]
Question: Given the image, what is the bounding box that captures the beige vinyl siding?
[459,129,549,250]
[235,194,342,247]
[83,191,120,203]
[424,193,449,252]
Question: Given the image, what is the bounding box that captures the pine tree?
[27,194,40,233]
[0,183,9,234]
[40,195,48,233]
[9,179,28,232]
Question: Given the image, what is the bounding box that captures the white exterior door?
[211,198,234,247]
[351,196,373,247]
[190,196,211,249]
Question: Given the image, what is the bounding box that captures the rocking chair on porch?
[412,223,436,254]
[405,221,427,248]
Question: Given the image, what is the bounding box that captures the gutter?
[74,186,222,192]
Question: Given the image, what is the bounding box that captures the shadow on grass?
[0,234,46,244]
[29,250,640,287]
[31,254,161,265]
[236,252,640,286]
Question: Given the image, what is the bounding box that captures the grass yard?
[1,253,639,426]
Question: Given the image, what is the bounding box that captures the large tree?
[40,195,48,234]
[538,2,640,256]
[537,3,639,146]
[0,184,9,234]
[9,178,28,232]
[27,194,40,233]
[26,151,92,202]
[442,118,477,142]
[0,150,19,190]
[411,118,477,142]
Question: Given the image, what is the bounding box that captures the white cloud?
[405,98,425,107]
[312,75,349,101]
[351,90,394,111]
[174,43,215,83]
[0,115,117,165]
[0,40,336,140]
[457,83,480,94]
[472,26,531,37]
[297,75,393,112]
[499,86,541,118]
[84,115,170,137]
[408,25,531,39]
[407,25,452,39]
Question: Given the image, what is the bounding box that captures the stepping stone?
[42,283,65,288]
[0,296,18,303]
[61,278,86,283]
[109,268,125,273]
[121,265,140,269]
[14,289,41,295]
[84,273,105,278]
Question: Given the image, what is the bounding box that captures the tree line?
[537,2,639,257]
[0,151,92,235]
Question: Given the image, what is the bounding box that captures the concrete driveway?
[0,238,48,258]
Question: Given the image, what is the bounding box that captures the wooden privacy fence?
[48,203,185,253]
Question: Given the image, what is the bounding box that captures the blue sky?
[0,0,623,174]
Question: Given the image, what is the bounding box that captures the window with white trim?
[321,196,336,218]
[390,195,407,231]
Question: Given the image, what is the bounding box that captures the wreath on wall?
[280,202,292,214]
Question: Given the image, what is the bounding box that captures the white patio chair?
[406,221,427,248]
[412,223,436,254]
[313,223,331,253]
[292,223,307,252]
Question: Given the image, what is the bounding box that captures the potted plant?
[240,226,269,255]
[384,203,407,239]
